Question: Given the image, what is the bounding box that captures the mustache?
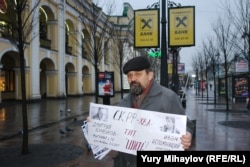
[130,81,139,85]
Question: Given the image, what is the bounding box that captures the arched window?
[39,7,47,39]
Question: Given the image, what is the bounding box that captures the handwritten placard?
[88,103,187,155]
[81,120,111,159]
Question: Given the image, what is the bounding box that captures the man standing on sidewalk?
[113,56,194,167]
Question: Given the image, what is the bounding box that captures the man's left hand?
[181,131,192,150]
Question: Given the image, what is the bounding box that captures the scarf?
[131,79,153,108]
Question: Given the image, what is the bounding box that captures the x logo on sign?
[141,18,152,29]
[176,16,187,27]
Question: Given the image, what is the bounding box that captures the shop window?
[0,70,15,92]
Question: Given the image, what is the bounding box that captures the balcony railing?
[0,24,18,40]
[40,38,51,49]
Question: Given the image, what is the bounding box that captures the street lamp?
[168,1,181,93]
[147,1,168,87]
[148,0,181,88]
[160,0,168,88]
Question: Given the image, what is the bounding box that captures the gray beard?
[130,83,143,95]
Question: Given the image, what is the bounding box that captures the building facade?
[0,0,135,101]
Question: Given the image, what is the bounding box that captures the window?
[0,70,15,92]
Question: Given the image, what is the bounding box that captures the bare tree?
[1,0,41,154]
[225,0,250,103]
[213,16,237,111]
[197,52,206,98]
[203,36,220,104]
[224,0,250,59]
[72,0,115,103]
[111,16,134,98]
[201,41,211,102]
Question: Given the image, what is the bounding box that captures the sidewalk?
[186,88,250,150]
[0,90,250,166]
[0,95,120,167]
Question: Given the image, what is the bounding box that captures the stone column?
[57,1,66,97]
[77,16,83,95]
[30,0,40,99]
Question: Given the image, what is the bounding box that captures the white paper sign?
[88,103,187,155]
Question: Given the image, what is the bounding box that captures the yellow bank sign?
[168,6,195,47]
[134,9,159,48]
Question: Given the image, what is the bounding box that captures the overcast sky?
[98,0,236,73]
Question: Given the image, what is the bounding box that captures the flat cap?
[123,56,151,74]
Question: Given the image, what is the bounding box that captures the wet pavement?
[0,88,250,166]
